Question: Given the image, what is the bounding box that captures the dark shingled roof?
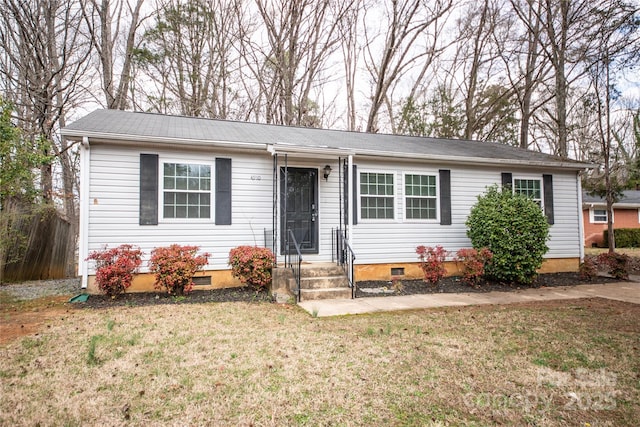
[62,109,591,169]
[583,190,640,206]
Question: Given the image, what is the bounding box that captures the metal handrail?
[333,228,356,298]
[285,229,303,302]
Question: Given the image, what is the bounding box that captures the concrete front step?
[299,275,349,289]
[299,263,346,278]
[300,287,353,300]
[273,262,353,301]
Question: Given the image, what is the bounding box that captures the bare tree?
[80,0,147,110]
[536,0,608,157]
[0,0,92,275]
[437,0,517,143]
[245,0,352,126]
[584,2,639,251]
[363,0,453,133]
[338,0,365,131]
[136,0,244,118]
[0,0,90,207]
[502,0,550,149]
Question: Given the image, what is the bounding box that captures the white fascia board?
[60,129,267,151]
[270,143,355,157]
[351,149,594,170]
[61,129,593,170]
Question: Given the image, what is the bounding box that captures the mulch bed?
[76,286,273,309]
[355,272,626,298]
[73,272,630,307]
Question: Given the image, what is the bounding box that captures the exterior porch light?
[323,164,332,181]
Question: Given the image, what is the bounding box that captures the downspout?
[577,171,585,262]
[348,154,355,288]
[347,155,354,245]
[79,136,90,288]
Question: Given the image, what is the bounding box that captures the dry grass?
[585,247,640,257]
[1,299,638,426]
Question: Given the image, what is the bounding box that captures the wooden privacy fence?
[1,201,73,282]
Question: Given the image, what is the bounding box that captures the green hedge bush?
[466,185,549,285]
[603,228,640,248]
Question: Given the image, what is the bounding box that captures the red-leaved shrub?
[597,252,629,280]
[86,244,143,297]
[454,247,493,287]
[416,245,448,284]
[228,246,275,291]
[579,257,598,280]
[149,244,209,295]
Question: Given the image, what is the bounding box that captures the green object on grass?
[69,294,89,303]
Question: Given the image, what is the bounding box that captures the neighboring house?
[62,109,591,294]
[582,190,640,247]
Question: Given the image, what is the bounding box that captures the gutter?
[268,143,355,157]
[350,149,593,170]
[583,203,640,209]
[60,129,267,151]
[269,143,592,170]
[61,129,594,171]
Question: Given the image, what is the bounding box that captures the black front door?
[280,167,318,254]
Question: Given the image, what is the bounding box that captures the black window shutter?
[439,169,452,225]
[543,174,554,225]
[215,158,232,225]
[343,161,349,226]
[352,164,358,225]
[501,172,513,190]
[139,154,158,225]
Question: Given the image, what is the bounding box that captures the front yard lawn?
[1,298,638,426]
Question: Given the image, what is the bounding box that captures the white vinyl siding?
[88,146,274,272]
[87,145,341,273]
[86,145,583,273]
[351,162,581,264]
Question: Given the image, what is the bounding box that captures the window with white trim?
[162,162,211,219]
[360,172,394,219]
[591,208,607,223]
[514,178,542,206]
[405,174,437,220]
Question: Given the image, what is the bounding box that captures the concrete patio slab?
[297,280,640,317]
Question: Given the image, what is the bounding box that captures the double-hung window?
[405,174,437,220]
[514,178,542,207]
[360,172,394,219]
[162,162,211,219]
[591,208,607,223]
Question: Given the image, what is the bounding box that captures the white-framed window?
[360,171,395,220]
[404,173,438,220]
[162,161,212,219]
[590,208,608,223]
[513,178,542,207]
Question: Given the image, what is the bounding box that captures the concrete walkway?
[297,280,640,317]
